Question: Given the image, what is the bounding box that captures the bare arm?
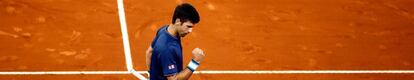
[167,67,194,80]
[146,46,153,70]
[167,48,205,80]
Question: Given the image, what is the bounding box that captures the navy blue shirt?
[149,25,183,80]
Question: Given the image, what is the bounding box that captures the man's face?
[177,20,194,37]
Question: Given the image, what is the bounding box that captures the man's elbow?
[146,47,153,54]
[166,75,179,80]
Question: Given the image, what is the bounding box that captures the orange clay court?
[1,0,414,80]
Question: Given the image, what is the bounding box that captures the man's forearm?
[168,59,201,80]
[169,68,194,80]
[168,47,204,80]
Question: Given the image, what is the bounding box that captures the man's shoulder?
[153,25,170,44]
[155,25,169,35]
[155,43,180,52]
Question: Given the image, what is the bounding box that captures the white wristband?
[187,59,199,72]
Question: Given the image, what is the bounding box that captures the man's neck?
[167,24,178,38]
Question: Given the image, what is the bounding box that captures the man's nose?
[188,28,193,33]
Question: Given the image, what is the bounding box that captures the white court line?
[116,0,147,79]
[0,71,130,75]
[132,71,149,79]
[2,70,414,75]
[192,70,414,74]
[116,0,134,72]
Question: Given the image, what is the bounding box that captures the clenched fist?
[192,48,205,63]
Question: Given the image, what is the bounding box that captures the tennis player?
[146,3,205,80]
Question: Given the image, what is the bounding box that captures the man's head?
[172,3,200,37]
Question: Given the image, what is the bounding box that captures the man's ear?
[175,19,181,25]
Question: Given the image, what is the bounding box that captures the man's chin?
[179,34,188,37]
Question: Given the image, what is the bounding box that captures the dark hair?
[172,3,200,24]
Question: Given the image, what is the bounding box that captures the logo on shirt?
[168,64,175,70]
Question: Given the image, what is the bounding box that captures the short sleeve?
[151,26,166,47]
[159,47,179,76]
